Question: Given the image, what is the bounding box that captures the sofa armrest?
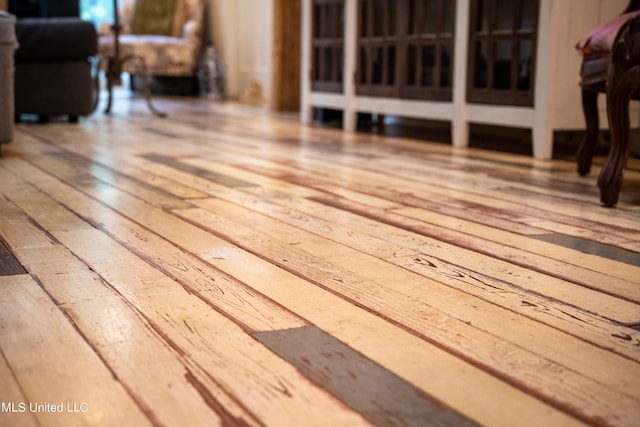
[15,17,96,61]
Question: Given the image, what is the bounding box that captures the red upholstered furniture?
[576,3,640,207]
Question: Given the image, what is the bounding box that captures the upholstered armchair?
[98,0,204,90]
[575,1,640,206]
[575,1,640,175]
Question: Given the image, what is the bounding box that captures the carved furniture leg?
[103,55,167,118]
[104,56,119,114]
[125,55,167,118]
[576,85,602,176]
[597,17,640,207]
[103,0,166,118]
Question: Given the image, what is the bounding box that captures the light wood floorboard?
[1,95,639,427]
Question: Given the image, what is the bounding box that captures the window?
[467,0,539,106]
[311,0,345,93]
[356,0,456,101]
[80,0,114,29]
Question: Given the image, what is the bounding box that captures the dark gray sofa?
[9,0,97,122]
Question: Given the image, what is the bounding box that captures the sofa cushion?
[15,17,97,61]
[9,0,79,18]
[98,34,195,76]
[38,0,80,18]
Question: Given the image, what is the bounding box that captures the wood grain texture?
[0,275,153,427]
[0,93,638,427]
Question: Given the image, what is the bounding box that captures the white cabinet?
[300,0,638,159]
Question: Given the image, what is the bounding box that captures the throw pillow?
[171,0,187,38]
[130,0,177,36]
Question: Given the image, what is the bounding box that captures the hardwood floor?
[0,94,639,427]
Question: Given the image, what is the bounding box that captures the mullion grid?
[403,0,453,100]
[312,0,345,93]
[467,0,538,106]
[357,0,454,100]
[357,0,398,96]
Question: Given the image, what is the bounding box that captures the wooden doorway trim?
[272,0,302,111]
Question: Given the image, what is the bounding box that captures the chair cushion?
[15,18,97,61]
[98,34,195,76]
[579,56,609,86]
[130,0,177,36]
[576,12,637,55]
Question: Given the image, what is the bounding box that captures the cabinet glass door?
[467,0,539,106]
[356,0,455,101]
[312,0,345,93]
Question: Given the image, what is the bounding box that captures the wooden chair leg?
[597,17,640,207]
[576,86,601,176]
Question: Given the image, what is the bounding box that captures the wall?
[546,0,634,130]
[208,0,274,105]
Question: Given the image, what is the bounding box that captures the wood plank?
[204,156,639,300]
[46,151,196,210]
[0,294,40,427]
[0,275,153,427]
[7,127,588,427]
[0,204,261,427]
[2,156,304,333]
[316,195,640,301]
[223,148,640,238]
[157,220,588,427]
[112,123,635,256]
[254,326,480,427]
[131,153,640,323]
[206,155,640,268]
[180,188,640,355]
[174,200,640,427]
[0,238,26,276]
[394,206,640,280]
[169,126,640,233]
[529,232,640,266]
[6,98,639,427]
[0,163,373,427]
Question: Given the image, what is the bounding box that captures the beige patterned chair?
[98,0,204,81]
